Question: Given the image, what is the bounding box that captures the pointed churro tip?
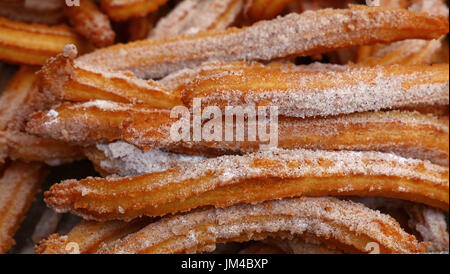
[63,44,78,59]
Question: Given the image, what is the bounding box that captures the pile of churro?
[0,0,448,254]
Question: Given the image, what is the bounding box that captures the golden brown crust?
[0,161,48,253]
[356,0,449,65]
[101,0,168,21]
[0,66,40,131]
[0,16,90,65]
[96,197,428,254]
[37,49,182,108]
[35,218,151,254]
[26,100,449,166]
[26,101,173,145]
[44,149,449,221]
[180,61,449,118]
[64,0,115,48]
[0,130,83,166]
[149,0,243,39]
[77,5,449,79]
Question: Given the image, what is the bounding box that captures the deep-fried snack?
[95,197,427,254]
[26,101,173,145]
[45,149,449,221]
[101,0,168,21]
[76,5,449,79]
[359,39,445,66]
[128,110,449,166]
[64,0,115,47]
[357,0,449,65]
[352,196,449,252]
[0,161,48,253]
[35,218,151,254]
[26,100,449,166]
[149,0,243,39]
[0,66,40,131]
[245,0,294,20]
[84,141,205,176]
[0,0,63,25]
[0,16,90,65]
[0,130,83,166]
[406,205,449,252]
[181,61,449,118]
[37,46,181,108]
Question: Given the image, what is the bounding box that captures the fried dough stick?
[96,197,427,254]
[0,161,48,253]
[44,149,449,221]
[76,5,449,79]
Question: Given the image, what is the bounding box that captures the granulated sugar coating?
[76,6,449,79]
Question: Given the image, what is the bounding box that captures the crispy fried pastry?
[0,161,48,253]
[35,218,151,254]
[357,0,449,65]
[76,5,449,79]
[101,0,168,21]
[37,46,181,108]
[0,16,90,65]
[0,66,40,131]
[0,130,83,166]
[181,61,449,118]
[149,0,243,39]
[26,101,173,145]
[26,100,449,165]
[95,197,427,254]
[64,0,115,47]
[45,149,449,221]
[353,196,449,252]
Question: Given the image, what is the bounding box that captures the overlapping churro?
[181,61,449,118]
[36,218,151,254]
[64,0,115,48]
[0,65,83,165]
[26,100,449,165]
[357,0,449,65]
[0,161,48,253]
[95,197,427,254]
[0,16,90,65]
[37,46,181,108]
[45,149,448,221]
[76,5,449,79]
[150,0,243,39]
